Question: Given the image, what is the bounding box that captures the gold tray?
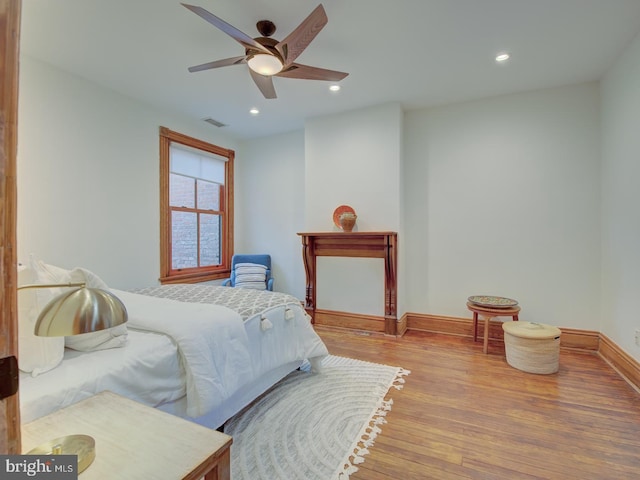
[27,434,96,473]
[468,295,518,308]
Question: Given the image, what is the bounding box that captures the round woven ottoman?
[502,321,561,374]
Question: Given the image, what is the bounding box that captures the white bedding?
[113,289,254,418]
[20,286,329,428]
[20,329,184,423]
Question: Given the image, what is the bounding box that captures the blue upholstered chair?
[222,254,274,291]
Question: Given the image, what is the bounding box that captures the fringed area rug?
[225,355,410,480]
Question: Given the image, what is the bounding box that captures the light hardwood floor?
[315,326,640,480]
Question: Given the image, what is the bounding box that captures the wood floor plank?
[316,327,640,480]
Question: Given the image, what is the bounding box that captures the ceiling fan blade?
[276,63,348,81]
[182,3,271,55]
[249,69,277,99]
[188,56,246,73]
[276,4,328,67]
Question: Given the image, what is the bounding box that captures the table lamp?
[18,282,128,472]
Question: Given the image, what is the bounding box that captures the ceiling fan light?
[247,54,283,76]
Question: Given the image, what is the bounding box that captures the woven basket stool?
[502,321,561,374]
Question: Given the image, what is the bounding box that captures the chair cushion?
[234,263,267,290]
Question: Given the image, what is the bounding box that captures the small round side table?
[467,296,520,354]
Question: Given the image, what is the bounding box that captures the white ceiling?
[20,0,640,140]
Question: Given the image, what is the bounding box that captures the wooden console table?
[297,231,398,335]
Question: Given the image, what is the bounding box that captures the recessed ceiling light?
[249,108,260,115]
[495,53,510,63]
[329,84,341,92]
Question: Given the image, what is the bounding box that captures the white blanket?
[112,289,253,417]
[20,329,184,423]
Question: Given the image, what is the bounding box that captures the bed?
[19,267,328,430]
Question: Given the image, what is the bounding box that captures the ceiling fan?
[182,3,348,99]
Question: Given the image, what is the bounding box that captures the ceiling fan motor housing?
[247,36,284,63]
[256,20,276,37]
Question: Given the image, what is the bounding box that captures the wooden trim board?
[1,0,22,455]
[598,334,640,393]
[314,309,408,337]
[557,326,600,351]
[397,312,408,337]
[314,309,386,334]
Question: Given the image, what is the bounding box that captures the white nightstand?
[22,391,232,479]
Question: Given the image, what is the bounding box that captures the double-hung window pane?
[197,179,220,210]
[169,144,225,271]
[171,210,197,269]
[199,213,220,266]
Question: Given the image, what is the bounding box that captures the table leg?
[204,446,230,480]
[483,316,492,354]
[473,312,479,342]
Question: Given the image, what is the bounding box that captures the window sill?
[159,270,230,285]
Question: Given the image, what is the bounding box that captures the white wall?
[404,83,602,330]
[304,103,403,316]
[17,56,240,289]
[236,131,306,297]
[304,103,403,232]
[19,54,627,344]
[601,31,640,361]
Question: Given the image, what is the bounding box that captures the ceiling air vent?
[204,117,227,128]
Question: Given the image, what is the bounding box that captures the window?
[159,127,234,283]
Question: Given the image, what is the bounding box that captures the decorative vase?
[339,212,357,232]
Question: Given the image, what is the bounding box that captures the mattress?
[20,329,184,423]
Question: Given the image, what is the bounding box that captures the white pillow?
[17,257,67,377]
[18,258,128,374]
[63,267,128,352]
[63,323,128,352]
[68,267,110,290]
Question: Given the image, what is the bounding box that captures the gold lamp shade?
[34,287,128,337]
